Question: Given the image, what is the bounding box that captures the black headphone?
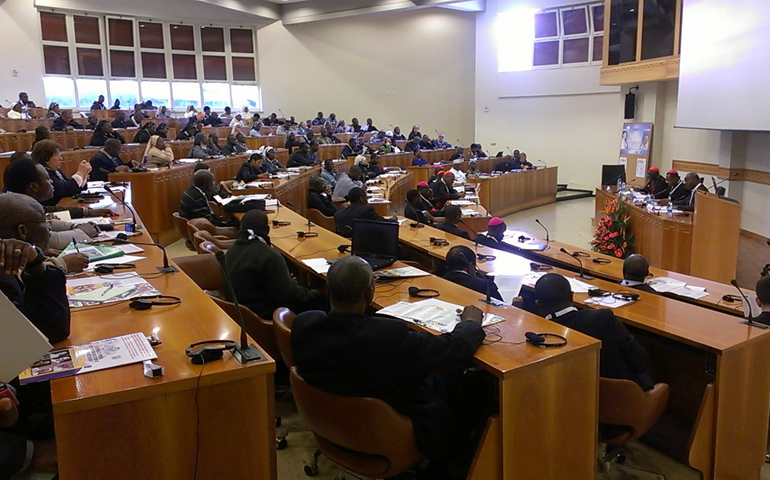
[588,288,611,297]
[525,332,568,348]
[272,220,291,226]
[129,295,182,310]
[592,258,611,264]
[185,340,237,364]
[337,244,351,253]
[409,222,424,228]
[613,292,640,301]
[429,237,449,246]
[530,262,553,272]
[477,253,496,261]
[408,287,440,298]
[297,231,319,238]
[722,294,742,303]
[517,235,531,243]
[94,263,136,274]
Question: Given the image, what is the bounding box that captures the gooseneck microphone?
[458,218,480,255]
[538,159,547,168]
[113,234,177,274]
[730,279,767,329]
[535,218,550,244]
[559,248,593,280]
[506,146,513,155]
[215,250,265,363]
[103,184,138,230]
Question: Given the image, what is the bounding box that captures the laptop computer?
[352,219,399,271]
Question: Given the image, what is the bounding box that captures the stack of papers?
[648,277,709,299]
[524,272,593,293]
[461,208,481,217]
[376,266,430,278]
[66,273,161,307]
[449,200,476,206]
[376,299,504,333]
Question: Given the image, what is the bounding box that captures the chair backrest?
[290,367,423,478]
[272,307,295,368]
[211,296,280,361]
[171,212,191,242]
[598,378,669,445]
[199,241,221,255]
[307,208,336,232]
[219,180,234,195]
[172,254,223,292]
[192,230,233,253]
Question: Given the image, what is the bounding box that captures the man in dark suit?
[655,169,689,203]
[620,254,657,294]
[333,187,386,238]
[436,204,470,240]
[443,246,502,301]
[50,110,84,131]
[754,276,770,327]
[307,175,336,217]
[89,139,134,182]
[532,274,653,390]
[475,217,516,253]
[431,172,462,209]
[179,170,235,227]
[287,142,315,167]
[638,167,667,197]
[404,189,434,225]
[292,256,489,479]
[673,172,709,211]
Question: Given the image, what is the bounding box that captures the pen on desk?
[101,284,115,297]
[72,238,81,254]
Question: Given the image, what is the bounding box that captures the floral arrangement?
[591,199,633,258]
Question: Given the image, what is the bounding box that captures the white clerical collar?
[545,306,578,320]
[620,279,645,287]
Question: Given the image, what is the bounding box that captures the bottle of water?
[616,177,622,192]
[666,198,673,217]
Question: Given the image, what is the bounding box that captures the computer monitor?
[601,165,626,186]
[352,219,399,260]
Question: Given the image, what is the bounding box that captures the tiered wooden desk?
[465,167,558,217]
[53,196,276,480]
[594,189,741,283]
[236,206,601,480]
[395,220,770,480]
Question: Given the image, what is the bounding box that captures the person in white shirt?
[7,103,28,119]
[184,105,197,118]
[449,159,467,184]
[230,114,244,134]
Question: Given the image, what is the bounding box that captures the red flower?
[614,248,623,257]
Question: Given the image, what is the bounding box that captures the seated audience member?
[494,155,512,172]
[234,132,249,150]
[176,124,198,141]
[469,143,487,158]
[51,110,84,131]
[155,123,170,139]
[276,122,292,135]
[674,172,708,211]
[320,159,338,191]
[287,142,315,167]
[90,94,106,110]
[206,133,225,156]
[391,126,406,141]
[143,135,174,166]
[45,102,60,119]
[656,169,689,202]
[341,138,360,159]
[444,245,502,301]
[433,133,451,149]
[333,165,365,199]
[368,131,385,145]
[89,139,134,182]
[111,111,129,129]
[32,140,90,206]
[295,121,310,135]
[179,170,233,227]
[412,148,428,166]
[335,120,352,134]
[531,273,653,390]
[249,122,263,137]
[133,121,156,144]
[419,134,434,151]
[476,217,511,251]
[431,171,462,209]
[229,114,244,134]
[226,209,324,319]
[110,99,121,109]
[417,181,444,217]
[128,110,144,128]
[84,114,99,130]
[283,131,300,150]
[378,137,395,154]
[90,120,126,146]
[235,153,268,182]
[362,117,377,132]
[17,92,36,109]
[467,160,480,178]
[359,153,382,180]
[311,111,326,126]
[428,165,444,186]
[755,276,770,327]
[404,189,434,225]
[405,136,421,153]
[156,106,170,119]
[620,254,657,294]
[189,133,212,159]
[307,175,337,217]
[32,126,50,148]
[0,194,70,342]
[436,204,471,240]
[260,146,284,174]
[350,117,361,132]
[638,167,667,197]
[292,256,489,479]
[184,105,197,118]
[512,152,533,170]
[333,187,386,238]
[307,141,321,165]
[449,146,465,161]
[3,158,99,250]
[7,103,28,120]
[448,159,467,184]
[407,125,422,141]
[222,134,247,155]
[327,113,339,129]
[219,106,232,121]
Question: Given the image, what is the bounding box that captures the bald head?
[0,193,49,249]
[534,273,573,310]
[444,204,462,224]
[104,138,122,156]
[327,256,374,309]
[193,169,215,190]
[622,254,649,282]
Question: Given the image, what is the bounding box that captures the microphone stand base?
[157,266,179,274]
[741,320,769,329]
[576,274,594,281]
[234,343,265,364]
[479,297,507,307]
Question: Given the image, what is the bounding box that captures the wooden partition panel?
[468,167,558,217]
[690,192,741,283]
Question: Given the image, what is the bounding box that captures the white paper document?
[66,273,161,307]
[743,293,763,319]
[214,193,270,205]
[376,299,504,333]
[0,294,53,382]
[76,332,157,374]
[523,273,593,293]
[376,266,431,278]
[584,296,636,309]
[302,258,331,275]
[495,275,525,305]
[648,277,709,299]
[82,255,146,272]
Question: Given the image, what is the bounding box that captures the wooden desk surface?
[52,196,276,479]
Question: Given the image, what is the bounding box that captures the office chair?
[598,378,670,479]
[198,240,221,255]
[272,307,296,368]
[192,230,235,254]
[172,254,223,295]
[291,367,424,479]
[307,208,336,232]
[171,212,194,251]
[186,217,237,242]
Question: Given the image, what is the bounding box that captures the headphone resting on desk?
[185,340,237,364]
[129,295,182,310]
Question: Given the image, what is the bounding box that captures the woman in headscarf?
[189,133,210,159]
[261,146,285,174]
[45,102,61,119]
[90,120,126,146]
[32,140,90,206]
[143,135,174,166]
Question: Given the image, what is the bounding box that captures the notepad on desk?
[376,299,504,333]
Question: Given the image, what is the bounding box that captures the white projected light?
[497,7,537,72]
[677,0,770,130]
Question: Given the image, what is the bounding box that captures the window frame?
[532,2,604,70]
